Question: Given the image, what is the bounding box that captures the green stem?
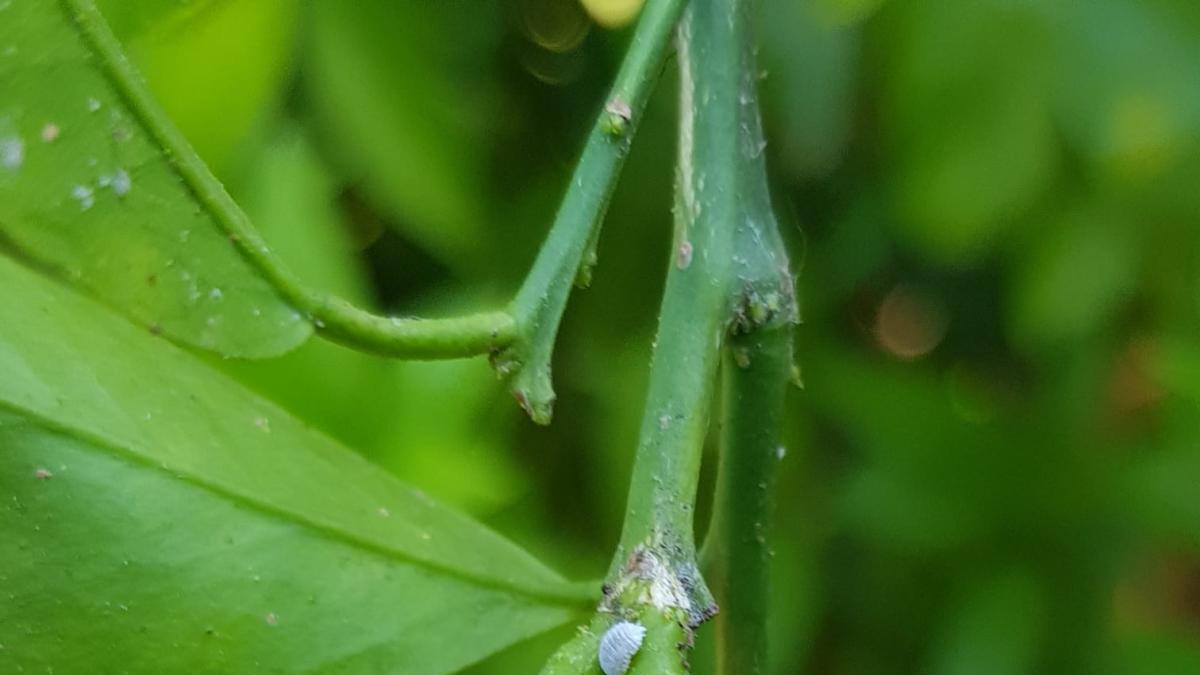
[705,325,792,675]
[691,0,795,668]
[66,0,514,359]
[539,0,794,669]
[500,0,688,424]
[606,0,794,652]
[601,0,763,624]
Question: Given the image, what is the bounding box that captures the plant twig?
[704,324,793,675]
[499,0,690,424]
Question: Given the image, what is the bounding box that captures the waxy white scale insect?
[598,620,646,675]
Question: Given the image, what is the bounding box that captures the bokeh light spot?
[873,285,948,360]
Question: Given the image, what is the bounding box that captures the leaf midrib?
[0,395,595,608]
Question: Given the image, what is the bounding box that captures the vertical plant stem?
[502,0,689,424]
[688,0,795,669]
[542,0,794,670]
[605,0,797,616]
[603,0,747,599]
[705,325,793,675]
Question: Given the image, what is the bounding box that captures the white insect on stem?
[598,620,646,675]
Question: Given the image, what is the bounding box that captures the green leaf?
[927,570,1045,675]
[113,0,300,173]
[881,0,1057,263]
[304,0,500,270]
[0,253,591,673]
[1007,206,1138,351]
[0,0,310,357]
[93,0,218,42]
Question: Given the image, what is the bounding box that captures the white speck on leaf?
[209,288,223,300]
[0,136,22,170]
[265,612,278,626]
[87,97,101,113]
[71,184,94,211]
[253,416,270,432]
[776,445,787,460]
[40,124,59,143]
[111,168,131,196]
[377,507,390,517]
[598,621,646,675]
[34,468,52,480]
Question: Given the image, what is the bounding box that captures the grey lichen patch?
[602,539,717,629]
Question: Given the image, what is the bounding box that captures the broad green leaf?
[880,0,1056,263]
[305,0,501,270]
[94,0,218,41]
[116,0,299,172]
[222,129,529,516]
[0,253,591,673]
[927,570,1045,675]
[759,0,860,180]
[0,0,310,357]
[1007,206,1138,351]
[1116,632,1200,675]
[215,126,386,446]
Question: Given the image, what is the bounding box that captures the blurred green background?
[97,0,1200,673]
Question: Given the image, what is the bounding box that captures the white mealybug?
[598,620,646,675]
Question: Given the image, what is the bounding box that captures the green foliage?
[0,0,309,357]
[0,254,589,673]
[305,0,499,270]
[3,0,1200,673]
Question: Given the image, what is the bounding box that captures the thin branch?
[499,0,690,423]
